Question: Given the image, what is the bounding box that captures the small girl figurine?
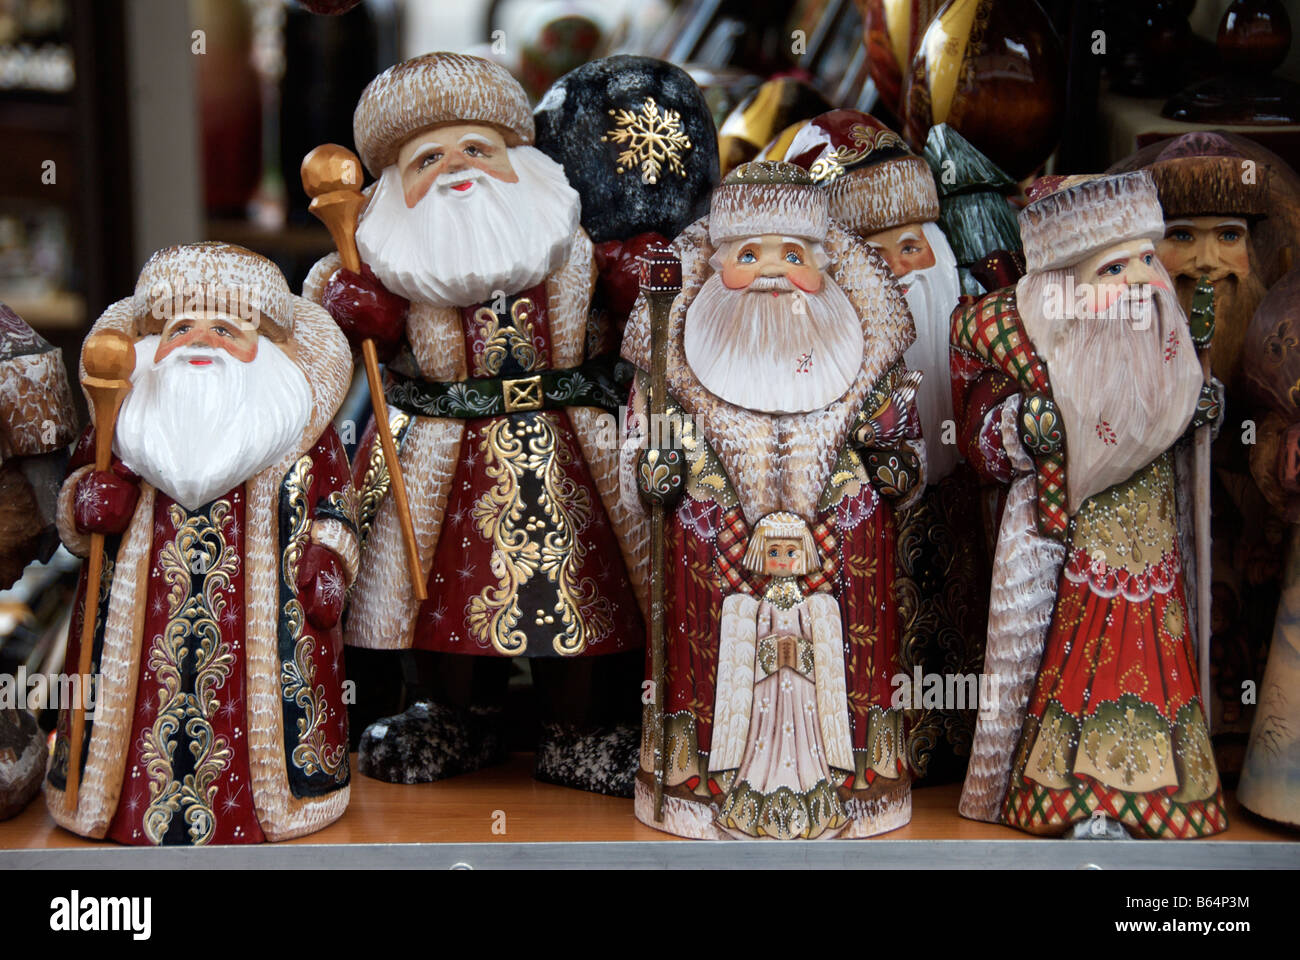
[710,512,854,839]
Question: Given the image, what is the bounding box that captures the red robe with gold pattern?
[48,425,356,845]
[951,288,1226,838]
[305,234,647,660]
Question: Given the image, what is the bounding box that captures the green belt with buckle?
[384,354,633,419]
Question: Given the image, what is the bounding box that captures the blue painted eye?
[785,252,802,264]
[1102,262,1125,276]
[739,251,757,263]
[1143,253,1154,265]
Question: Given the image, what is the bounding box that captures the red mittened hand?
[295,541,347,631]
[321,264,408,362]
[73,465,140,535]
[594,232,669,321]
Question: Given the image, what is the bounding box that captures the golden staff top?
[301,143,426,602]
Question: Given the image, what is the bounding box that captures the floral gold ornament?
[1018,392,1063,458]
[603,97,692,184]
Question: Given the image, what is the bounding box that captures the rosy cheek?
[155,331,196,364]
[720,263,755,290]
[480,158,519,184]
[788,264,822,293]
[404,169,437,208]
[222,340,257,364]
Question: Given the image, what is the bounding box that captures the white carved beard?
[115,336,313,511]
[1018,266,1202,512]
[897,222,962,481]
[683,272,864,414]
[356,145,581,307]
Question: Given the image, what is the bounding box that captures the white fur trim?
[958,469,1066,823]
[353,52,534,177]
[827,156,940,235]
[311,518,360,586]
[708,183,828,245]
[1020,171,1165,273]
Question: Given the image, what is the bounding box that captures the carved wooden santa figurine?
[1239,265,1300,827]
[779,111,989,783]
[953,173,1227,837]
[622,161,923,839]
[0,304,77,821]
[45,243,358,845]
[308,53,645,793]
[0,305,77,587]
[1122,133,1280,773]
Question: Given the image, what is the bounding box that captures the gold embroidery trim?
[141,500,238,846]
[358,410,410,543]
[465,414,612,655]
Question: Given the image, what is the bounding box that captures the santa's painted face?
[1069,239,1167,319]
[684,236,864,415]
[397,123,520,208]
[155,314,259,365]
[762,536,805,576]
[864,220,961,481]
[865,222,936,278]
[356,135,580,309]
[1157,216,1251,283]
[720,235,823,293]
[1018,246,1201,511]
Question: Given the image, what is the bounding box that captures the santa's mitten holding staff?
[71,460,139,536]
[321,263,408,363]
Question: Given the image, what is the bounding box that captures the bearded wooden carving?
[621,161,924,839]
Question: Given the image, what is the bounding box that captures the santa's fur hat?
[781,110,939,235]
[708,160,828,245]
[353,52,534,177]
[133,242,294,341]
[1020,171,1164,273]
[1147,132,1270,219]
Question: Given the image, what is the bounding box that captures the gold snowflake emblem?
[602,97,692,184]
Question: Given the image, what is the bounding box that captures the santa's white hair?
[355,145,581,308]
[115,334,312,511]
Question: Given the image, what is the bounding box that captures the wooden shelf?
[1,754,1298,868]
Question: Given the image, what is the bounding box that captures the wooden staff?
[66,329,135,805]
[1190,276,1215,720]
[301,143,425,602]
[638,247,682,822]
